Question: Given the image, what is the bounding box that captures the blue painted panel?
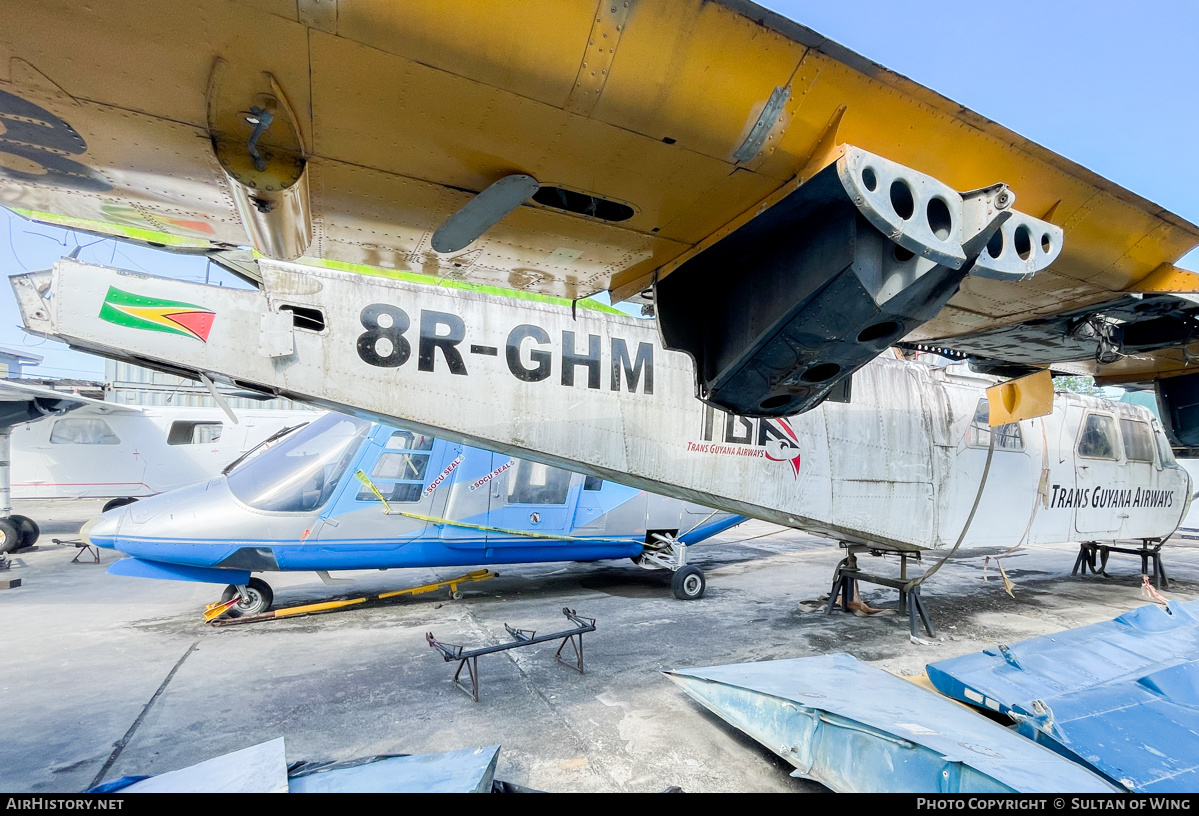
[288,746,499,793]
[679,513,747,545]
[928,601,1199,792]
[101,534,645,572]
[108,556,249,586]
[665,654,1118,793]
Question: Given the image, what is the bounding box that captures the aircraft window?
[167,421,222,445]
[226,414,370,512]
[965,399,1023,451]
[1120,419,1155,462]
[1155,429,1178,468]
[371,452,430,481]
[384,431,435,451]
[583,475,603,491]
[1078,413,1119,460]
[358,481,424,503]
[508,459,571,504]
[357,437,434,504]
[49,419,120,445]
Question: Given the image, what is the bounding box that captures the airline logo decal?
[98,287,215,342]
[764,417,803,478]
[1050,484,1174,510]
[689,406,802,478]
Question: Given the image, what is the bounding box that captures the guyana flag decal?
[98,287,215,342]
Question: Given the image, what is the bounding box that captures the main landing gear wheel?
[0,518,19,554]
[102,497,138,513]
[9,515,38,550]
[220,577,275,617]
[671,565,706,600]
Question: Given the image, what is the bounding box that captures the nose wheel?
[634,532,707,600]
[671,565,706,600]
[220,577,275,617]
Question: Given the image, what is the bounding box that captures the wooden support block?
[0,577,22,589]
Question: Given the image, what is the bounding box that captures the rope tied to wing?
[904,430,997,594]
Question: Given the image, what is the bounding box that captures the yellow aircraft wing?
[1,1,1197,424]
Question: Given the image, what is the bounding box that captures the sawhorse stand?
[426,607,596,702]
[1072,538,1168,588]
[826,543,935,638]
[56,537,99,564]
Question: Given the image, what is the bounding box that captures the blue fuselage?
[85,416,744,585]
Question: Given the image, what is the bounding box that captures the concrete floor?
[3,497,1197,793]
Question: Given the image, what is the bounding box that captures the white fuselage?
[15,259,1192,548]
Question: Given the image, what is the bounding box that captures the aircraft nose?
[80,513,121,549]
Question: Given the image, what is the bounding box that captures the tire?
[0,519,20,554]
[10,515,39,550]
[102,497,138,513]
[671,565,706,600]
[219,577,275,617]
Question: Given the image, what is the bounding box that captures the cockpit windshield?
[226,414,371,512]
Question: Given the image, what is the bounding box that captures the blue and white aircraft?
[81,413,746,614]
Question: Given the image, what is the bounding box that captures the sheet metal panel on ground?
[664,654,1118,793]
[94,738,499,793]
[927,600,1199,793]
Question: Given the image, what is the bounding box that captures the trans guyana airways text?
[1050,485,1174,510]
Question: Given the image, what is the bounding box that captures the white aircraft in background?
[0,377,315,553]
[12,403,314,506]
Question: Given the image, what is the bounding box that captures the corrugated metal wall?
[104,360,308,410]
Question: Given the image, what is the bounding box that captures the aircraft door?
[438,449,499,545]
[1117,416,1167,538]
[944,397,1039,547]
[1073,411,1123,536]
[488,458,578,545]
[315,426,442,549]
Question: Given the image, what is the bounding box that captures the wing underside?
[1,0,1196,403]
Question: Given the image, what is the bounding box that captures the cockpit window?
[965,399,1024,451]
[1120,419,1154,463]
[357,430,436,504]
[384,430,434,452]
[1078,413,1119,460]
[226,414,370,512]
[1155,428,1178,468]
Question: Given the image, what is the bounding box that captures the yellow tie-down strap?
[205,569,499,624]
[354,470,632,544]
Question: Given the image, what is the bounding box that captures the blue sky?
[2,0,1196,380]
